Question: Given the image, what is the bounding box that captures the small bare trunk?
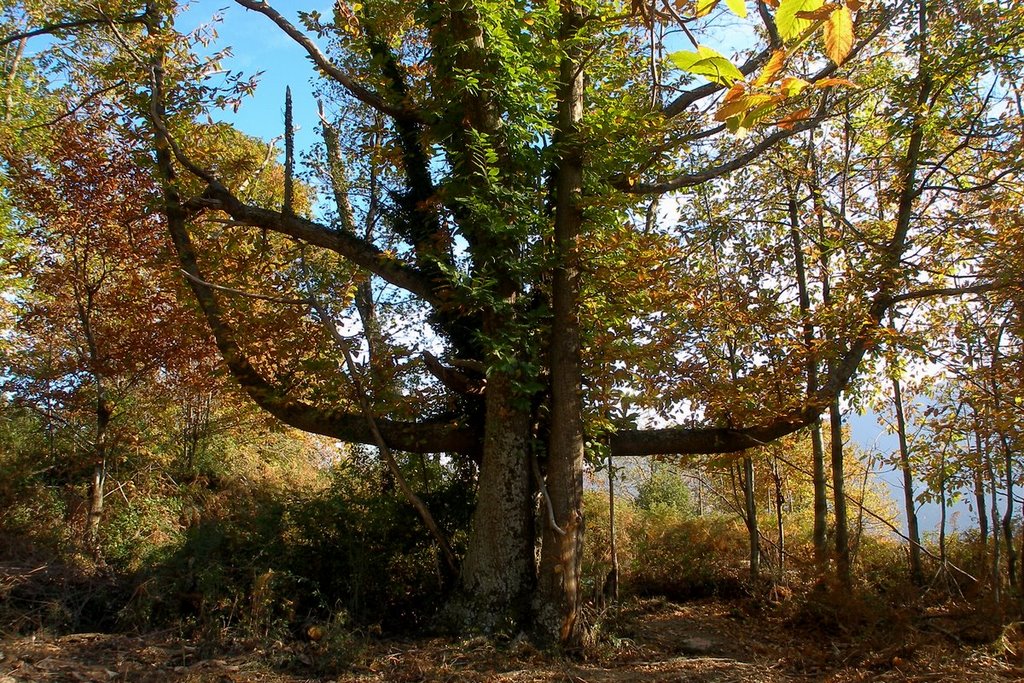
[892,373,923,584]
[772,455,786,577]
[84,392,112,552]
[741,457,760,579]
[606,450,619,604]
[830,398,850,587]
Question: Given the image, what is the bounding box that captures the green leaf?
[669,45,744,87]
[775,0,825,42]
[725,0,748,19]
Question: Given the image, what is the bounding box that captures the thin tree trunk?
[787,190,828,569]
[772,454,786,577]
[605,449,619,604]
[830,397,850,587]
[892,371,923,584]
[1001,432,1017,588]
[740,456,760,579]
[810,422,829,570]
[973,425,989,546]
[84,388,112,552]
[988,440,1002,601]
[939,450,948,568]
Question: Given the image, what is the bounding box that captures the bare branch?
[233,0,420,122]
[0,14,145,47]
[308,292,460,574]
[20,80,127,132]
[178,269,313,306]
[616,113,823,194]
[193,184,450,308]
[886,281,1016,306]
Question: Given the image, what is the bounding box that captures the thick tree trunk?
[456,372,535,633]
[892,373,923,584]
[535,0,586,646]
[830,397,850,587]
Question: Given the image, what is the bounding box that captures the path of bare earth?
[1,598,1020,682]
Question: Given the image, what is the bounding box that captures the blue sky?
[178,1,334,161]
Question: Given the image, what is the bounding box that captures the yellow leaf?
[754,49,788,87]
[780,76,810,97]
[726,0,748,18]
[696,0,720,17]
[716,99,752,122]
[824,5,854,65]
[715,94,774,121]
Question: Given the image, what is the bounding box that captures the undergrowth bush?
[130,452,475,639]
[628,508,749,599]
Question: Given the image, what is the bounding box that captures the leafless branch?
[233,0,420,122]
[178,269,313,306]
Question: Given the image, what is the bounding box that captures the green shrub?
[634,467,695,515]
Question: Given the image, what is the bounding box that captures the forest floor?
[1,595,1022,682]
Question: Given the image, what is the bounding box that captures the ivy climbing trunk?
[535,0,587,647]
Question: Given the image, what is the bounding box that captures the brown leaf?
[795,3,840,20]
[754,49,788,87]
[777,107,812,129]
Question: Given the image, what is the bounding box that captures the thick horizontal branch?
[147,37,475,457]
[610,411,814,457]
[423,351,485,396]
[193,184,448,308]
[233,0,419,123]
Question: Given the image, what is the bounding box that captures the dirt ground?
[1,597,1021,682]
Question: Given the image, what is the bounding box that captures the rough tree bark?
[535,0,587,646]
